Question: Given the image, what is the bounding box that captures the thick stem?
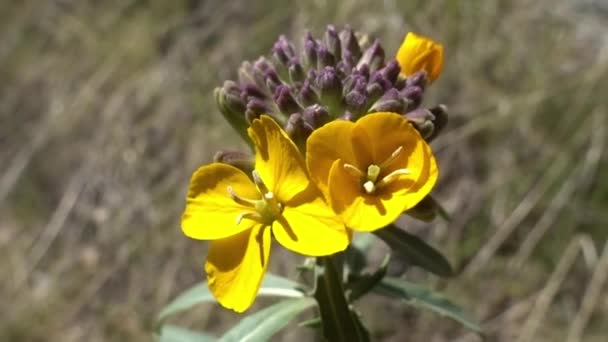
[314,254,368,342]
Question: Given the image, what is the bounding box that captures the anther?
[343,163,364,178]
[375,168,411,189]
[379,146,404,169]
[227,186,258,208]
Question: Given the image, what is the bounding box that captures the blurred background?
[1,0,607,341]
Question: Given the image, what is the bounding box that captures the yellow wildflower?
[306,112,438,231]
[396,32,444,83]
[182,115,348,312]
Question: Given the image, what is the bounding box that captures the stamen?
[379,146,404,169]
[363,180,376,194]
[227,186,258,207]
[343,163,364,178]
[236,212,264,225]
[367,164,381,183]
[375,168,411,189]
[252,170,271,195]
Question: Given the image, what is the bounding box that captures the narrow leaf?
[158,273,304,323]
[347,254,390,302]
[219,298,316,342]
[374,224,454,277]
[376,277,482,333]
[156,325,216,342]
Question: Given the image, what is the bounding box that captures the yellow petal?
[328,159,405,231]
[385,135,438,211]
[355,112,420,167]
[273,186,349,256]
[182,163,259,240]
[306,119,357,196]
[396,32,444,83]
[205,225,271,312]
[248,115,309,201]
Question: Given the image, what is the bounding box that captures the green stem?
[314,254,368,342]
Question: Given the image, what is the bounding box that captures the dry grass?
[1,0,607,341]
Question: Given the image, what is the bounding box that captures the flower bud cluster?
[215,25,447,146]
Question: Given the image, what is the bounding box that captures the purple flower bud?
[381,60,401,84]
[369,88,406,113]
[298,80,319,107]
[339,26,362,62]
[325,25,341,62]
[316,67,342,94]
[221,81,246,114]
[315,67,343,111]
[427,104,448,141]
[355,63,370,80]
[401,86,423,111]
[358,40,385,72]
[302,104,330,128]
[317,45,336,68]
[342,74,367,95]
[288,58,305,83]
[213,150,254,174]
[406,70,428,90]
[273,85,301,115]
[246,98,268,115]
[344,90,368,116]
[242,83,267,100]
[303,32,318,68]
[405,108,435,139]
[272,35,296,66]
[285,113,313,149]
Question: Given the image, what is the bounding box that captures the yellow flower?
[306,112,438,232]
[182,115,348,312]
[396,32,444,83]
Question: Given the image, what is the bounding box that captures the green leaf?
[376,277,482,333]
[156,325,216,342]
[157,273,304,323]
[347,254,390,302]
[406,195,451,222]
[218,298,316,342]
[314,256,370,342]
[374,224,454,277]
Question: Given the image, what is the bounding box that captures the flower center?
[343,146,411,195]
[227,170,284,225]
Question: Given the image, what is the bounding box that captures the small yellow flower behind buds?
[396,32,444,83]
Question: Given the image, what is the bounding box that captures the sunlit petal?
[248,115,309,201]
[182,163,259,240]
[205,225,271,313]
[273,186,349,256]
[356,112,421,167]
[306,119,357,196]
[328,159,405,231]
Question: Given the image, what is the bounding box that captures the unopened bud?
[369,88,405,113]
[285,113,313,150]
[427,104,448,141]
[325,25,341,62]
[405,108,435,139]
[317,45,336,68]
[401,85,423,111]
[302,104,330,128]
[298,80,319,107]
[339,26,362,61]
[381,60,401,84]
[303,32,318,68]
[214,150,254,174]
[406,195,439,222]
[288,59,305,83]
[358,40,385,72]
[344,90,368,117]
[274,85,301,115]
